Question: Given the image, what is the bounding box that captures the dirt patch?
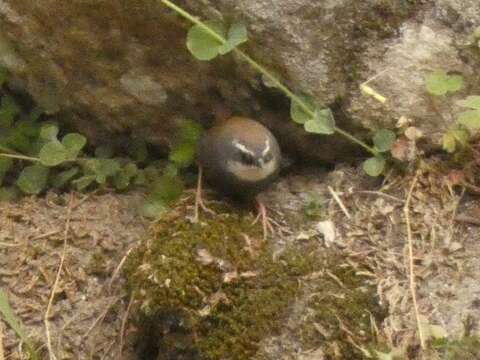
[0,164,479,359]
[0,191,148,359]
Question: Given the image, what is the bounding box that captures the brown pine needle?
[44,193,74,360]
[403,173,425,349]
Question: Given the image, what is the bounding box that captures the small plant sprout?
[159,0,397,176]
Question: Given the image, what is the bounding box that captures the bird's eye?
[263,152,273,162]
[239,151,256,166]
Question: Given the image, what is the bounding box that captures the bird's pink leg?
[252,198,275,240]
[193,166,215,223]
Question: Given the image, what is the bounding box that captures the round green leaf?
[16,164,49,194]
[218,23,248,55]
[179,120,203,142]
[113,163,138,190]
[362,156,386,177]
[169,142,196,168]
[425,70,464,96]
[140,199,168,219]
[150,174,184,204]
[290,94,317,124]
[457,109,480,129]
[303,109,335,135]
[72,174,96,191]
[39,123,59,141]
[373,129,396,152]
[62,133,87,159]
[0,186,18,202]
[39,142,68,167]
[456,96,480,110]
[0,95,20,128]
[186,22,225,61]
[442,132,456,153]
[52,167,79,188]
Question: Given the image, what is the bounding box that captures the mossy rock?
[124,202,386,359]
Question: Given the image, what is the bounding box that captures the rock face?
[0,0,478,160]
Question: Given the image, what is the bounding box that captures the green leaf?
[62,133,87,159]
[373,129,396,152]
[150,174,184,204]
[16,164,49,194]
[113,163,138,190]
[362,156,386,177]
[304,108,335,135]
[179,120,203,142]
[0,95,20,128]
[452,129,469,146]
[95,159,121,184]
[456,95,480,110]
[140,199,168,219]
[425,70,463,96]
[0,187,18,202]
[442,132,456,153]
[39,141,68,167]
[0,289,32,350]
[186,21,225,61]
[72,174,96,191]
[51,167,79,188]
[164,163,179,177]
[457,109,480,129]
[218,23,248,55]
[169,142,196,168]
[0,157,13,185]
[133,170,146,186]
[39,123,59,141]
[290,94,317,124]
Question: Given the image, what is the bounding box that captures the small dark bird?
[194,117,282,238]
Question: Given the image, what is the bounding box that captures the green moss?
[124,202,385,359]
[432,337,480,360]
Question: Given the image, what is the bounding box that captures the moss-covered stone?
[124,202,385,359]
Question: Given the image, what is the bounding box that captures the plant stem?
[0,153,39,162]
[159,0,378,156]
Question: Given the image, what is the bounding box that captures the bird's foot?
[192,167,215,223]
[252,199,277,240]
[193,191,215,223]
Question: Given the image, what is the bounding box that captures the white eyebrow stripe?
[232,139,255,156]
[262,139,270,156]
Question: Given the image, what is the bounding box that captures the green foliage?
[187,21,226,61]
[290,94,335,134]
[186,21,247,61]
[456,96,480,130]
[161,1,389,176]
[141,173,185,219]
[425,70,464,96]
[0,289,39,359]
[218,23,248,55]
[363,155,386,177]
[373,129,396,152]
[169,119,203,168]
[16,164,49,194]
[442,128,469,153]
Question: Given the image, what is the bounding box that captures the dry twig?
[403,173,425,349]
[119,293,135,356]
[44,193,74,360]
[328,186,351,219]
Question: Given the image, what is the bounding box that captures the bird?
[194,116,282,238]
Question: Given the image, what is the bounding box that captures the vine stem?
[159,0,378,156]
[0,153,39,162]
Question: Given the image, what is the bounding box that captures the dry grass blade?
[403,173,425,349]
[328,186,351,219]
[44,193,74,360]
[0,323,4,360]
[119,293,134,356]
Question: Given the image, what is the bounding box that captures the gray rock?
[0,0,478,160]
